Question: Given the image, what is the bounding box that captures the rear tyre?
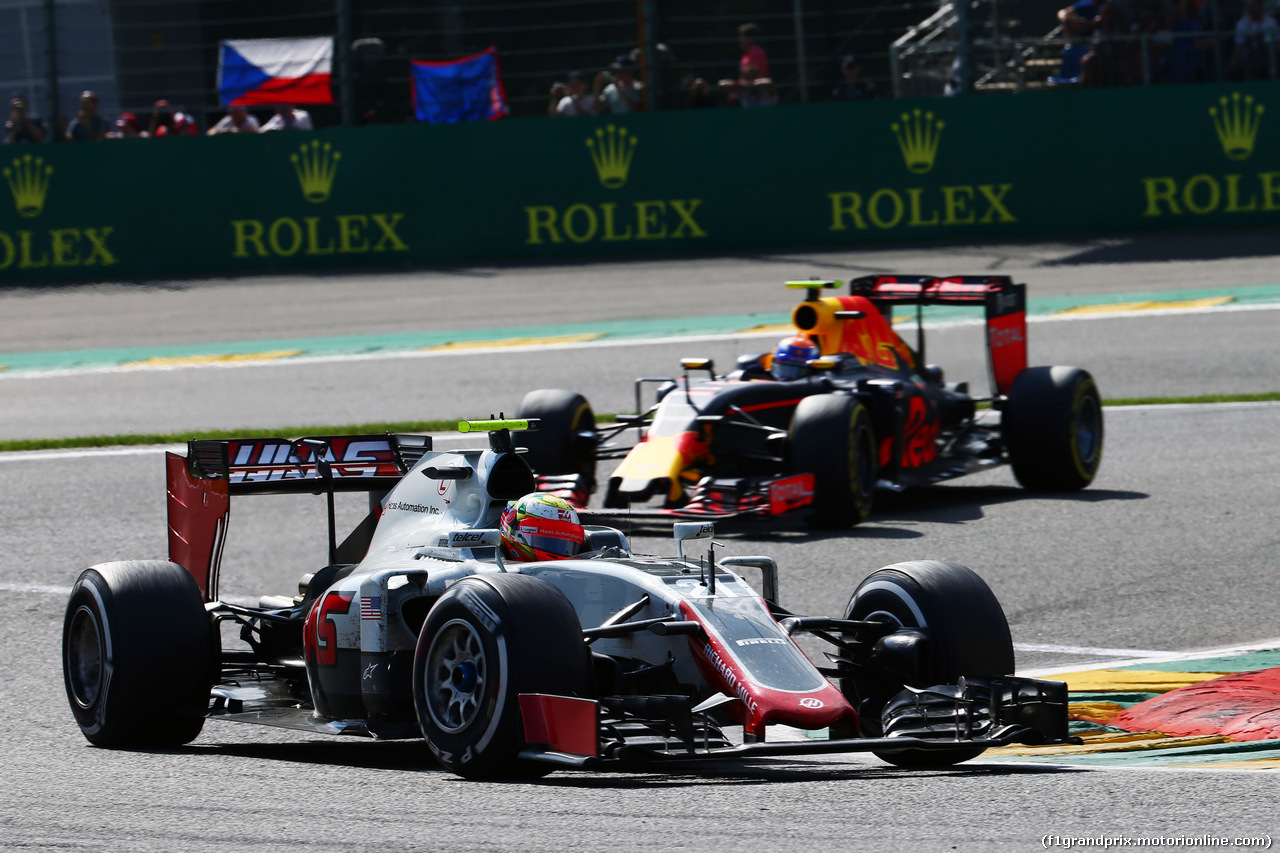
[62,560,214,748]
[1003,366,1103,491]
[515,389,597,485]
[789,394,877,528]
[413,574,591,779]
[841,560,1014,767]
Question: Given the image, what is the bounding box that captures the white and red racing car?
[63,420,1074,778]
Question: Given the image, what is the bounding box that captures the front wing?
[517,674,1075,768]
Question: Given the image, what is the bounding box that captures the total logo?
[523,124,707,246]
[1,154,119,271]
[827,108,1016,234]
[230,141,410,260]
[1142,91,1280,218]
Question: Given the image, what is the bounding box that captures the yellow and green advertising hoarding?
[1,81,1276,282]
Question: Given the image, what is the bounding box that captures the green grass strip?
[3,393,1279,454]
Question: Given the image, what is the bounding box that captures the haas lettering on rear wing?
[848,274,1027,396]
[166,434,431,601]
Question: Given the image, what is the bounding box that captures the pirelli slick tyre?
[63,560,214,748]
[515,389,598,484]
[413,574,591,779]
[841,560,1014,767]
[788,394,877,528]
[1003,366,1103,491]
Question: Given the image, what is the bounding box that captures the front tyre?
[63,561,214,748]
[413,574,591,779]
[789,394,877,528]
[1003,366,1103,491]
[842,560,1014,767]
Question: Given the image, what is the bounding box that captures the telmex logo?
[1,154,117,270]
[1142,90,1279,218]
[828,107,1015,232]
[230,142,408,259]
[4,154,53,218]
[291,140,341,203]
[892,109,944,174]
[524,123,706,245]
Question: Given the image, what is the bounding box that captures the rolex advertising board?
[1,80,1277,282]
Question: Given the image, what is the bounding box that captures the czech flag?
[218,37,334,107]
[410,47,508,124]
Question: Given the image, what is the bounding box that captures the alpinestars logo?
[291,140,341,203]
[587,125,637,189]
[4,154,52,218]
[1210,92,1263,160]
[892,109,944,174]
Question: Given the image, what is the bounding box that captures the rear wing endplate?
[167,433,431,601]
[848,274,1027,396]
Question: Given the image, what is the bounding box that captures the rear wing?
[848,274,1028,397]
[167,434,432,601]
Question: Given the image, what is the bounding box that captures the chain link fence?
[2,0,936,135]
[4,0,1272,139]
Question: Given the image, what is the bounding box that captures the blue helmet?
[771,335,819,380]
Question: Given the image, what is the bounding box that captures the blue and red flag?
[410,47,508,124]
[218,37,334,107]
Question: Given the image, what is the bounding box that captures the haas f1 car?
[516,275,1103,527]
[62,421,1074,779]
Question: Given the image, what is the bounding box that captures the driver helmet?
[771,335,820,380]
[499,493,586,561]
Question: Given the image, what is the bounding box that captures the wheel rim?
[1073,391,1102,466]
[425,619,487,734]
[67,605,104,709]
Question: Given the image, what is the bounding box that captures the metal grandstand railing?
[889,0,1274,97]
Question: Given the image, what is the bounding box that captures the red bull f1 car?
[62,421,1073,779]
[516,275,1103,527]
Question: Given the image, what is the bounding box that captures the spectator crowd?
[1055,0,1280,87]
[548,21,874,117]
[9,5,1277,145]
[6,90,315,145]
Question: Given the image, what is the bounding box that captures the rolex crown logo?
[291,140,341,203]
[4,154,54,218]
[1209,92,1264,161]
[891,109,944,174]
[586,124,637,189]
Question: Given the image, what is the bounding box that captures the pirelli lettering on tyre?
[827,111,1018,233]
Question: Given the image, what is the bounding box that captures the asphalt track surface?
[2,232,1279,851]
